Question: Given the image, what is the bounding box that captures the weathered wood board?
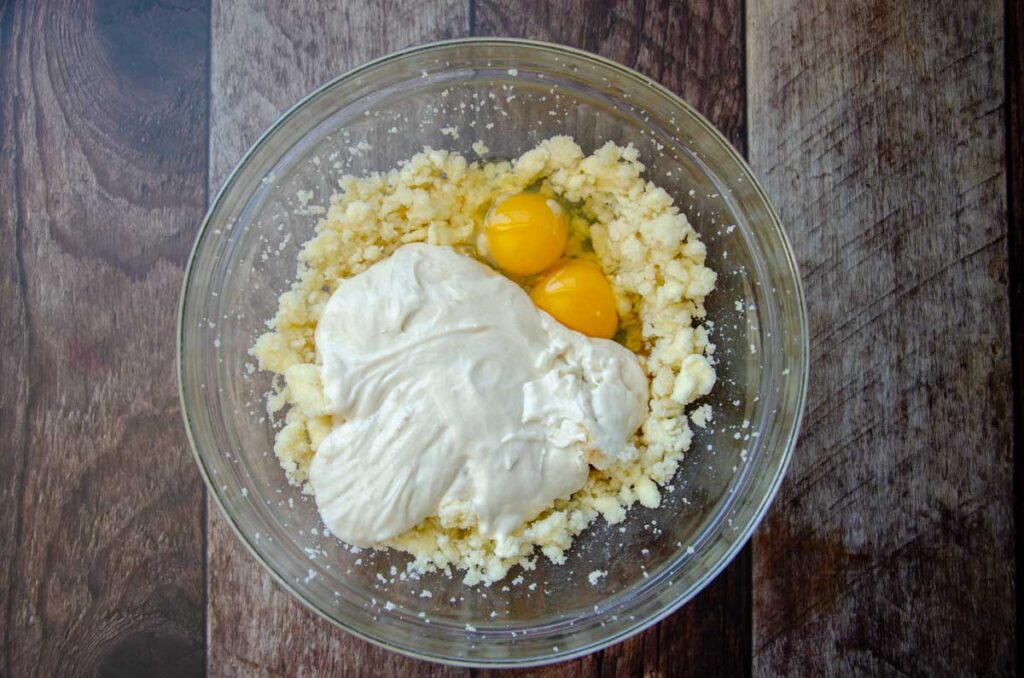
[0,1,209,676]
[747,0,1015,674]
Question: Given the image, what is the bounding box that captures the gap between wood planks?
[1005,0,1024,672]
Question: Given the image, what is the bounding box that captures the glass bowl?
[178,38,808,667]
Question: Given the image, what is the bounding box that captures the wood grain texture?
[474,0,745,145]
[0,0,1016,674]
[747,0,1014,674]
[206,1,470,675]
[471,1,749,676]
[0,0,209,676]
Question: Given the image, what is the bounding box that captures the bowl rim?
[178,36,809,668]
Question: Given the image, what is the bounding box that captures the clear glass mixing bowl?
[178,39,808,667]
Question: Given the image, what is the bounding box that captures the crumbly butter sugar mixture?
[251,136,717,585]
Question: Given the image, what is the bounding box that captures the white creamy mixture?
[309,244,648,547]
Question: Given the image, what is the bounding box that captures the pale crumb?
[588,570,607,585]
[690,404,713,429]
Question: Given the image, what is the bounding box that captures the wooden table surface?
[1,0,1018,675]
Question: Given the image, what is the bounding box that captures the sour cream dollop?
[309,244,647,547]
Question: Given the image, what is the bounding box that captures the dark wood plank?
[1007,0,1024,670]
[0,0,209,676]
[471,2,749,676]
[748,0,1014,674]
[474,0,745,145]
[206,1,471,675]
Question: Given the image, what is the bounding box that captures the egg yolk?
[484,192,568,276]
[530,260,619,339]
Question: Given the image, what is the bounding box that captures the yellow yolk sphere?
[484,192,568,276]
[530,260,619,339]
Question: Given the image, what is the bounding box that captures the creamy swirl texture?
[309,244,648,547]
